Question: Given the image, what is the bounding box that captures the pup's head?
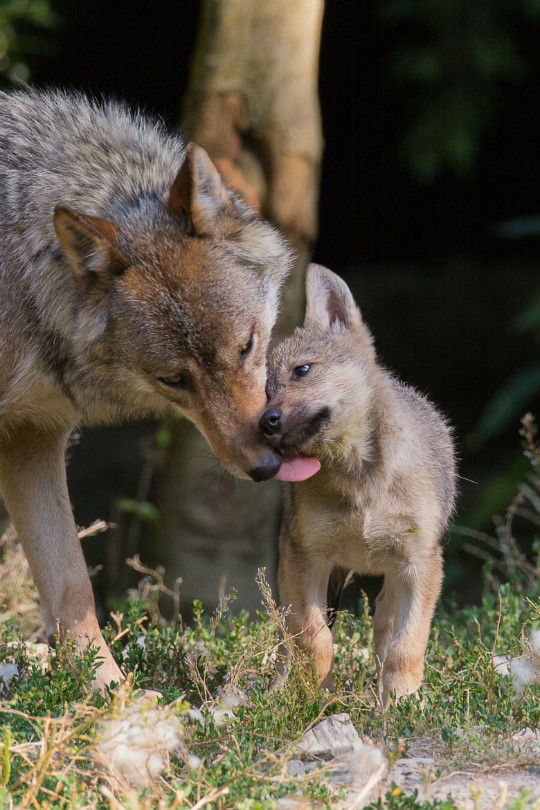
[54,144,292,480]
[260,264,376,480]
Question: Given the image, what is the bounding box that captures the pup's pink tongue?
[274,456,321,482]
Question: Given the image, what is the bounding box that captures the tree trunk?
[156,0,324,617]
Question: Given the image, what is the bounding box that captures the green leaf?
[116,497,159,523]
[515,287,540,333]
[470,363,540,446]
[0,729,11,787]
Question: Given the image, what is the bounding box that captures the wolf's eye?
[293,364,311,379]
[239,333,254,366]
[159,372,191,389]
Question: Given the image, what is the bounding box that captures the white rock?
[0,663,19,686]
[512,727,540,741]
[122,635,146,660]
[493,655,510,676]
[214,684,248,708]
[494,630,540,695]
[296,712,365,758]
[291,714,387,809]
[188,685,248,728]
[333,644,370,662]
[391,757,435,785]
[187,753,202,770]
[97,700,182,786]
[188,705,236,727]
[1,642,50,687]
[276,798,313,809]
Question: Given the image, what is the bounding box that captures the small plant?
[460,414,540,595]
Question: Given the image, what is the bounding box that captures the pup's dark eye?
[159,372,191,389]
[239,333,254,366]
[293,364,311,379]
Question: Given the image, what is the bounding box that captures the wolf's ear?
[304,264,362,333]
[168,143,232,235]
[54,205,130,294]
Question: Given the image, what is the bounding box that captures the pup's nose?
[259,408,283,436]
[249,451,282,482]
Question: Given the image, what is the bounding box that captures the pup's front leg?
[0,425,123,691]
[278,537,334,689]
[374,544,443,707]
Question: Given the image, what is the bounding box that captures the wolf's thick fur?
[261,265,456,706]
[0,90,292,689]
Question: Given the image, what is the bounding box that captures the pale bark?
[156,0,324,616]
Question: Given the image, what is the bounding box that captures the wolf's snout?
[259,408,283,436]
[248,451,282,482]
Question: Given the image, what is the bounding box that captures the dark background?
[9,0,540,605]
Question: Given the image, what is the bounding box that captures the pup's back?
[391,380,456,529]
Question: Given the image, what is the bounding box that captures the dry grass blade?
[256,567,320,700]
[0,525,43,640]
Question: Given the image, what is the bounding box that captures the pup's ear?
[54,205,130,295]
[304,264,362,332]
[168,143,232,235]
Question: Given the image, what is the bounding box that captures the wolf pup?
[260,264,456,706]
[0,89,294,690]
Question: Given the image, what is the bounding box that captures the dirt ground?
[387,731,540,809]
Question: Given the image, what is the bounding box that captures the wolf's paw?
[134,688,163,703]
[91,653,125,695]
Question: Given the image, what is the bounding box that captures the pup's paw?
[378,659,423,709]
[318,671,335,692]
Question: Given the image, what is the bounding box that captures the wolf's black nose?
[249,451,282,482]
[259,408,283,436]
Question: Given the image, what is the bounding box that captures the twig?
[77,520,110,541]
[190,785,230,810]
[100,784,125,810]
[126,555,181,622]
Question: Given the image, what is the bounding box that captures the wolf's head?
[54,144,292,480]
[260,264,377,479]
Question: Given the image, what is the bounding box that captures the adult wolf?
[260,265,456,707]
[0,89,295,689]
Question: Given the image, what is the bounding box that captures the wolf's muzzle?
[248,450,282,482]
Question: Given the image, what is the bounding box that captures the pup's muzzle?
[259,408,283,436]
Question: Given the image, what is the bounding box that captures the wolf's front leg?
[0,425,123,691]
[373,544,443,707]
[277,538,334,689]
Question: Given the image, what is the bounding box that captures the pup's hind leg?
[277,538,334,689]
[0,425,123,691]
[374,543,443,707]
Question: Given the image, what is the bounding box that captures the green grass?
[0,556,538,809]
